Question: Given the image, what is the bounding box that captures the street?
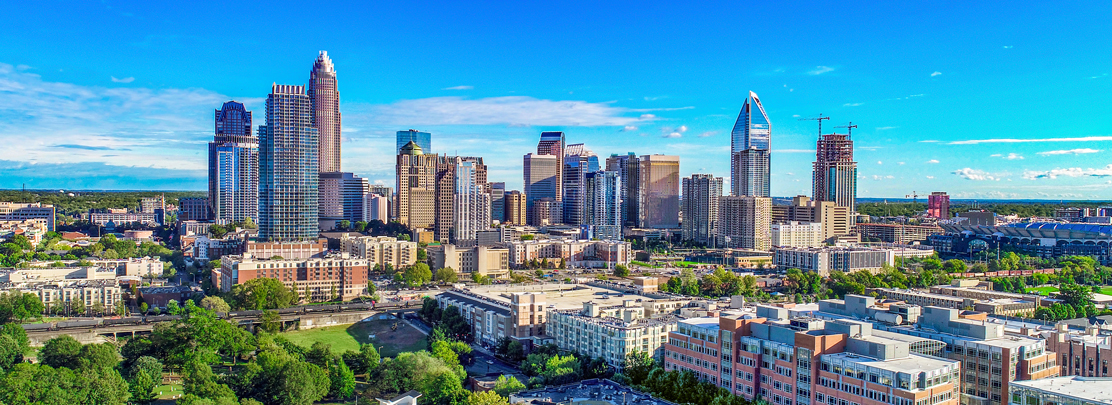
[406,316,523,378]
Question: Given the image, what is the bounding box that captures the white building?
[338,234,417,270]
[0,202,56,231]
[772,246,894,275]
[548,300,678,368]
[1010,376,1112,405]
[453,159,491,244]
[363,194,389,222]
[771,221,823,248]
[507,239,631,268]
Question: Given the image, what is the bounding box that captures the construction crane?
[905,191,921,204]
[799,114,830,138]
[835,122,858,137]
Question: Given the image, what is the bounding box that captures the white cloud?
[877,161,883,165]
[662,132,682,139]
[1037,148,1102,156]
[898,162,905,165]
[677,125,688,133]
[639,114,656,120]
[110,76,135,83]
[953,168,1004,181]
[876,126,898,131]
[871,175,895,180]
[809,66,836,75]
[1023,165,1112,180]
[930,71,942,77]
[15,64,31,71]
[698,131,716,138]
[927,159,940,164]
[990,154,1002,157]
[1003,46,1013,49]
[926,176,935,179]
[1004,153,1024,160]
[843,102,864,107]
[919,140,939,143]
[622,126,638,131]
[441,85,473,90]
[949,136,1112,145]
[369,96,643,126]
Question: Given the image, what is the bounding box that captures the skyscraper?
[682,174,723,246]
[396,129,432,155]
[638,155,680,229]
[812,132,858,211]
[718,196,772,251]
[537,131,566,200]
[523,153,561,225]
[585,170,622,241]
[309,51,341,173]
[209,101,258,222]
[396,142,437,233]
[490,182,506,223]
[258,84,319,242]
[319,172,369,224]
[928,192,950,219]
[453,159,491,244]
[606,153,640,227]
[563,143,598,226]
[730,91,771,197]
[504,190,527,225]
[395,141,488,243]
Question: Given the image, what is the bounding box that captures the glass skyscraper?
[209,101,258,222]
[258,84,319,242]
[730,91,771,197]
[396,129,431,154]
[585,170,622,241]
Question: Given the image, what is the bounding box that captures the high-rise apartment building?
[362,194,388,222]
[773,196,852,242]
[638,155,681,229]
[319,172,369,224]
[770,221,824,248]
[395,141,487,243]
[504,190,527,225]
[490,182,506,223]
[731,91,771,197]
[396,129,431,155]
[682,174,723,246]
[258,84,319,242]
[563,143,598,225]
[585,170,622,241]
[531,198,562,227]
[812,133,857,211]
[718,196,772,250]
[309,51,341,173]
[369,184,394,219]
[606,153,641,227]
[209,101,259,222]
[523,153,561,225]
[928,192,951,219]
[453,159,492,244]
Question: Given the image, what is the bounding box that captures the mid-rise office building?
[585,170,622,241]
[505,190,528,225]
[537,131,567,201]
[524,153,561,225]
[682,174,724,246]
[530,198,563,226]
[258,84,319,242]
[606,153,641,227]
[773,246,894,275]
[639,155,681,229]
[857,223,943,244]
[209,101,259,222]
[0,202,56,232]
[718,196,772,250]
[1010,376,1112,405]
[178,197,212,221]
[550,301,678,368]
[435,290,546,345]
[309,51,341,174]
[771,221,824,248]
[773,196,853,242]
[490,182,506,223]
[812,133,857,211]
[396,129,431,155]
[89,210,159,227]
[507,239,631,268]
[928,192,951,219]
[731,91,771,197]
[319,172,369,225]
[562,143,600,226]
[362,194,388,222]
[338,234,417,270]
[140,195,166,214]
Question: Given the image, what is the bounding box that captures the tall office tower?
[563,143,598,225]
[504,190,527,225]
[309,51,341,173]
[682,174,723,246]
[453,159,491,244]
[396,142,437,233]
[209,101,259,222]
[585,170,622,241]
[730,91,771,197]
[718,196,772,250]
[523,153,561,225]
[928,192,950,219]
[812,132,858,211]
[490,182,506,223]
[606,153,640,227]
[396,129,431,154]
[638,155,680,229]
[772,195,852,241]
[258,84,319,242]
[319,172,369,224]
[537,131,566,200]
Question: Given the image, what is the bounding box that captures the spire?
[313,50,335,74]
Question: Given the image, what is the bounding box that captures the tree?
[471,272,491,285]
[209,224,228,239]
[167,300,181,315]
[78,342,120,371]
[623,350,656,385]
[492,374,526,397]
[243,217,257,229]
[614,264,630,278]
[260,310,282,334]
[435,267,458,283]
[71,299,86,316]
[200,296,231,313]
[0,335,24,370]
[342,343,380,375]
[465,391,512,405]
[338,220,351,231]
[230,278,297,310]
[0,291,45,323]
[327,358,356,399]
[40,335,82,369]
[129,369,159,404]
[163,265,177,279]
[140,302,149,315]
[942,259,968,274]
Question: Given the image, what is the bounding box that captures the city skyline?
[2,2,1112,199]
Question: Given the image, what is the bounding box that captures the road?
[406,315,522,378]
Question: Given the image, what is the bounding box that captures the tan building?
[338,234,418,270]
[0,202,56,231]
[549,300,678,367]
[395,142,487,242]
[530,198,562,227]
[215,254,369,301]
[632,276,659,293]
[427,244,510,279]
[436,289,547,345]
[638,155,680,229]
[718,196,772,251]
[24,280,121,311]
[0,219,49,245]
[772,195,852,241]
[504,190,527,225]
[245,239,327,260]
[507,239,632,268]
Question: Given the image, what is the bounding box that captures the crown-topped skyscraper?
[309,51,341,173]
[730,91,771,197]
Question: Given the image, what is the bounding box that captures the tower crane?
[905,191,921,204]
[835,122,858,137]
[799,114,830,138]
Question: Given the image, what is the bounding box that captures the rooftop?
[679,317,722,330]
[823,351,957,376]
[1011,376,1112,404]
[510,378,679,405]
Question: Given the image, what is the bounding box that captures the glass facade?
[396,129,432,154]
[731,91,771,197]
[259,84,320,242]
[209,101,258,222]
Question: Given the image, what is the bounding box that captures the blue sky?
[2,1,1112,199]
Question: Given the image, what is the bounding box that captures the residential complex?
[639,155,681,229]
[682,174,723,246]
[338,234,418,270]
[208,100,259,222]
[435,289,547,345]
[773,196,853,242]
[585,170,622,241]
[504,190,527,225]
[215,253,369,301]
[730,91,771,198]
[362,194,388,222]
[427,244,510,279]
[506,239,631,268]
[606,152,641,227]
[549,300,678,367]
[771,221,824,248]
[562,143,599,226]
[718,196,772,250]
[89,210,159,227]
[928,192,951,219]
[258,84,319,242]
[772,246,894,275]
[0,219,48,245]
[858,223,944,244]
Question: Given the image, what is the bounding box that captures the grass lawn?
[1026,286,1060,296]
[630,261,660,268]
[281,317,427,357]
[1099,286,1112,296]
[153,384,184,400]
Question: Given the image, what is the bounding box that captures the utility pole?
[799,114,830,138]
